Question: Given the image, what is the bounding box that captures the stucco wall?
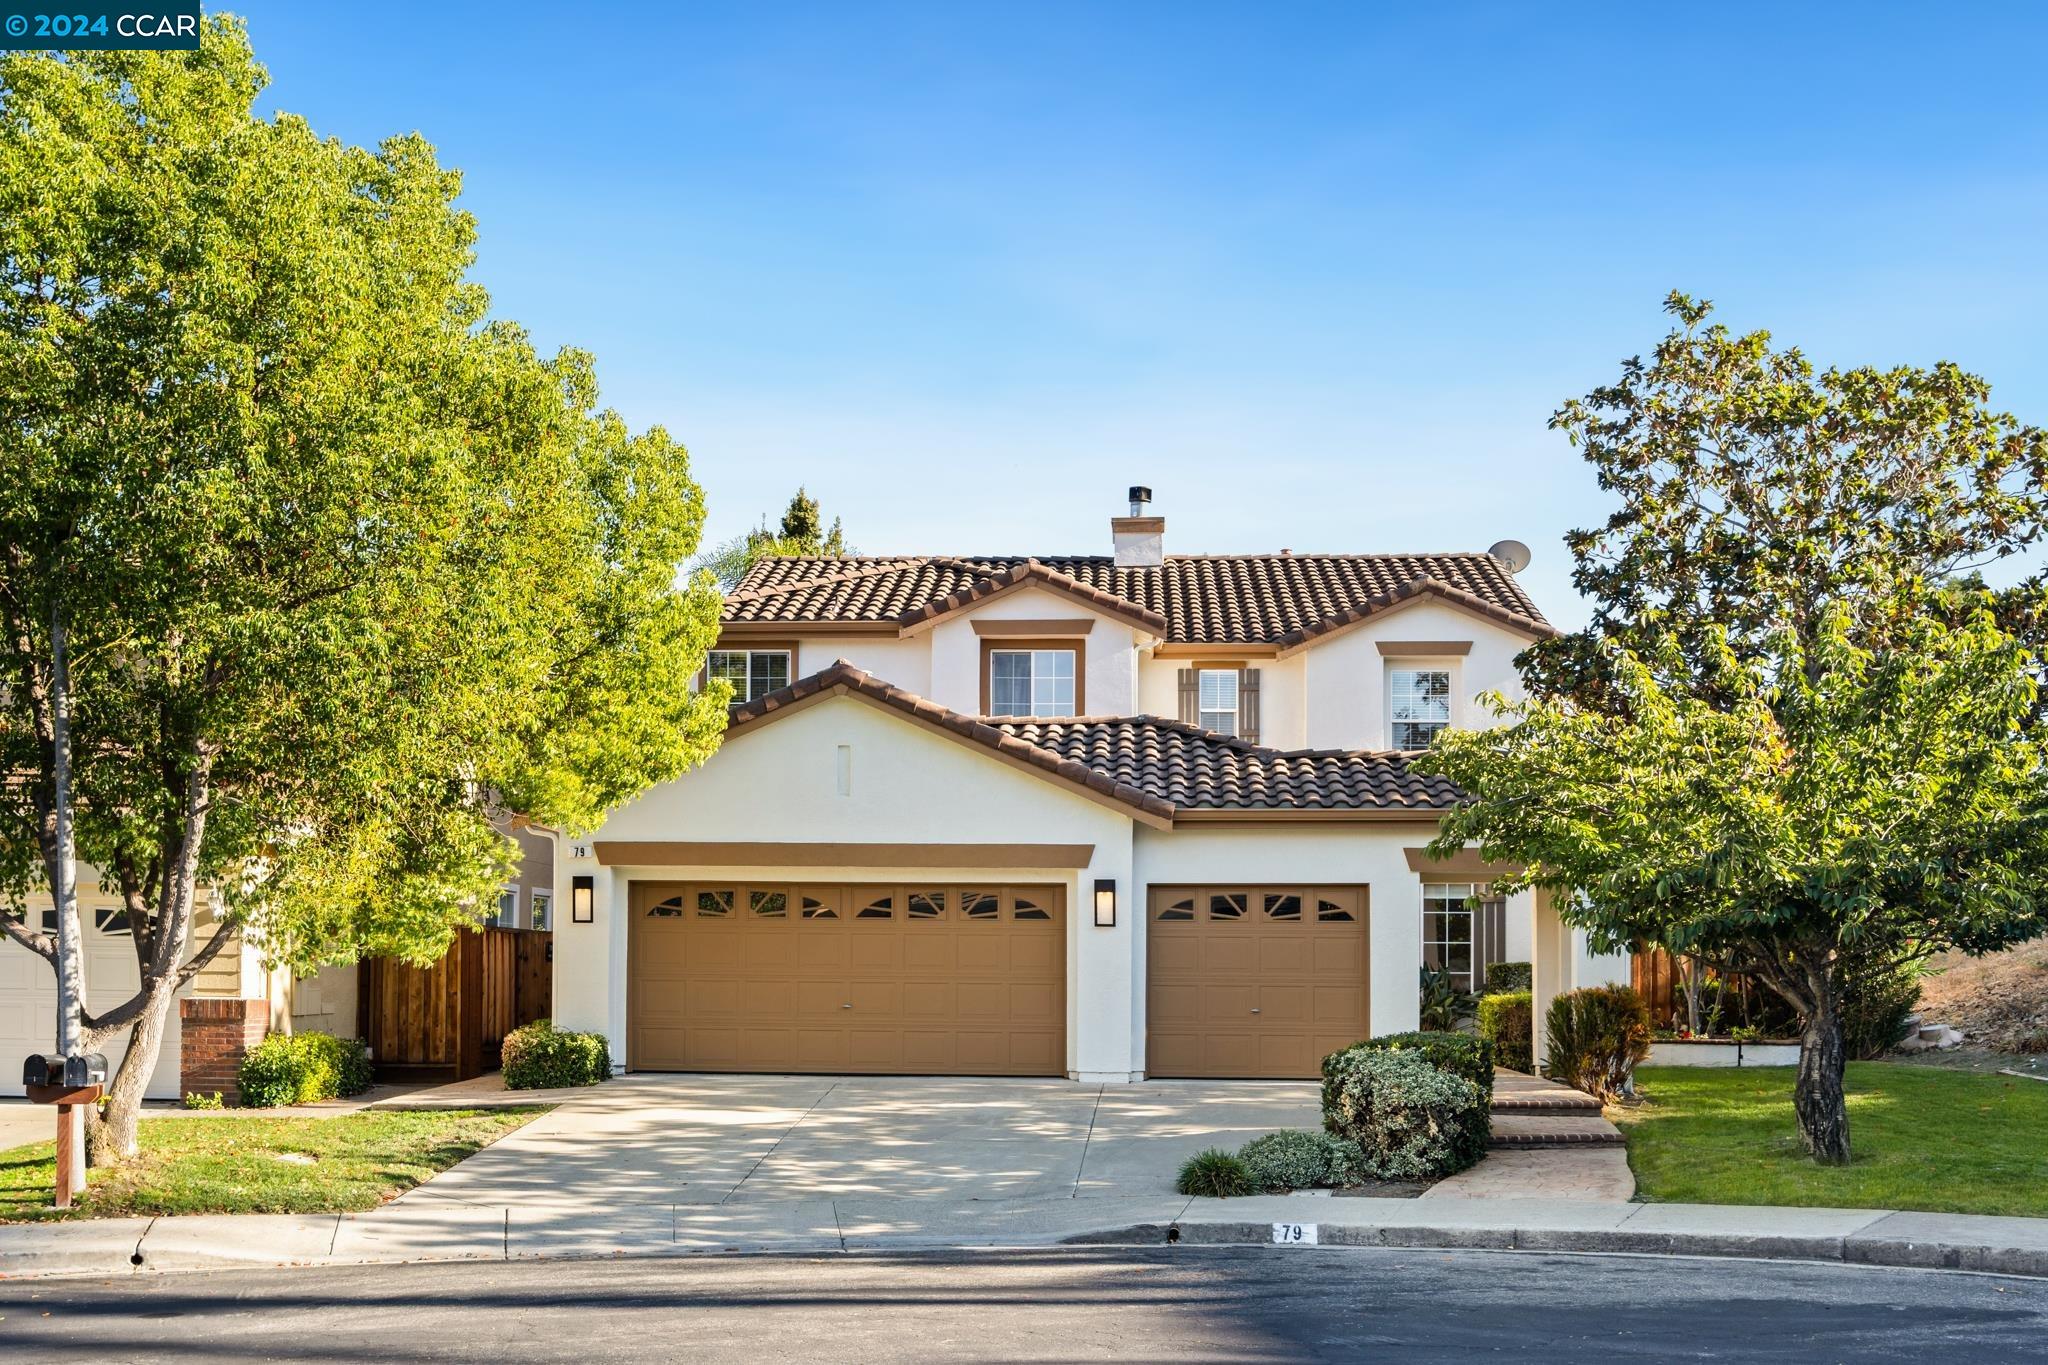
[924,587,1140,717]
[790,636,932,699]
[1135,653,1308,748]
[555,692,1142,1079]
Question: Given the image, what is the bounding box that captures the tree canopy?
[0,19,727,1153]
[698,486,852,589]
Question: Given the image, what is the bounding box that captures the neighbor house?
[551,489,1627,1081]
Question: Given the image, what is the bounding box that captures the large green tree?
[1422,295,2048,1163]
[0,21,727,1158]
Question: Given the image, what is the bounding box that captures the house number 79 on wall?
[1271,1223,1317,1245]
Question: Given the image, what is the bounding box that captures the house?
[552,489,1628,1081]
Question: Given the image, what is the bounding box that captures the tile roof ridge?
[725,556,937,603]
[1275,574,1552,648]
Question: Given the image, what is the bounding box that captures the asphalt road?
[1,1246,2044,1362]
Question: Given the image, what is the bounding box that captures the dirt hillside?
[1915,939,2048,1052]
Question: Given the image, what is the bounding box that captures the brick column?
[179,998,268,1104]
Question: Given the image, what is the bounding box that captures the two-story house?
[551,490,1627,1083]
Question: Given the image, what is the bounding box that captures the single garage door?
[629,881,1065,1075]
[1147,884,1369,1079]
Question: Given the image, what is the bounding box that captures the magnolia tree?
[1419,294,2048,1164]
[0,22,728,1159]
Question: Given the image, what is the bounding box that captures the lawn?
[0,1107,546,1223]
[1614,1063,2048,1217]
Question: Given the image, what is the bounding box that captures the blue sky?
[237,3,2048,627]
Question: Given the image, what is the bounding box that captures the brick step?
[1488,1112,1625,1149]
[1489,1072,1604,1115]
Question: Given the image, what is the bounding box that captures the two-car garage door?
[1146,884,1371,1079]
[628,881,1065,1076]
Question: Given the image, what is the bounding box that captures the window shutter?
[1177,669,1198,724]
[1239,668,1260,744]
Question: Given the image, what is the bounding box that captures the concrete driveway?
[403,1074,1321,1208]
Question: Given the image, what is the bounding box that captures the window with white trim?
[989,648,1075,716]
[1390,668,1451,748]
[1420,882,1476,989]
[530,890,552,931]
[707,649,791,705]
[1197,669,1238,736]
[487,888,518,929]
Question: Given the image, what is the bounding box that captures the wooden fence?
[1632,945,1680,1024]
[360,927,552,1081]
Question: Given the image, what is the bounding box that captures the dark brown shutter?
[1239,668,1261,744]
[1177,669,1198,724]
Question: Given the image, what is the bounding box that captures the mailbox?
[21,1053,108,1088]
[65,1053,108,1087]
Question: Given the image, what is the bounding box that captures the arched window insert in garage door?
[641,885,1062,923]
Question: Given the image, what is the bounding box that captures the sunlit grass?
[1613,1063,2048,1216]
[0,1108,545,1222]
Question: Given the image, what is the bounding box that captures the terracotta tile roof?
[725,553,1549,644]
[726,661,1461,817]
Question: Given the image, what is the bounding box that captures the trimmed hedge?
[1323,1030,1492,1171]
[502,1019,612,1090]
[1543,985,1651,1100]
[1483,961,1532,993]
[1477,991,1533,1074]
[236,1031,373,1108]
[1319,1048,1485,1180]
[1238,1129,1369,1191]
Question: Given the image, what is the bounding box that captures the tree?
[1424,294,2048,1163]
[696,487,851,590]
[0,22,728,1159]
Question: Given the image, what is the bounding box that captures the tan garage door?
[629,881,1065,1076]
[1147,884,1370,1078]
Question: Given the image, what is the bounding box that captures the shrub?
[1319,1048,1484,1180]
[236,1031,374,1108]
[1476,991,1533,1073]
[1334,1030,1495,1106]
[1483,961,1532,993]
[1543,985,1651,1100]
[183,1091,224,1110]
[1237,1129,1369,1190]
[1418,965,1475,1031]
[1838,947,1923,1060]
[501,1019,612,1090]
[1177,1147,1255,1198]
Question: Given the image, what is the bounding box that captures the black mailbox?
[65,1054,108,1087]
[21,1053,109,1088]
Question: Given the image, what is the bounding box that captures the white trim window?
[990,648,1075,716]
[1421,882,1476,989]
[1197,669,1238,736]
[487,887,519,929]
[530,890,552,931]
[1390,668,1451,749]
[707,649,792,705]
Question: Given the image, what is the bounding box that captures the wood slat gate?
[361,927,553,1080]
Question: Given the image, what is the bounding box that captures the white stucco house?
[553,489,1626,1082]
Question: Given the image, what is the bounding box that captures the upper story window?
[988,647,1077,716]
[1198,669,1238,736]
[707,649,791,705]
[1390,668,1451,749]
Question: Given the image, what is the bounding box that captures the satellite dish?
[1487,539,1532,574]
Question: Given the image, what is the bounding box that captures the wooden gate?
[361,927,553,1080]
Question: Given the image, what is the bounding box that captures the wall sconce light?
[571,875,595,924]
[1093,878,1117,928]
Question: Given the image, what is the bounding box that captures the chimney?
[1112,485,1164,567]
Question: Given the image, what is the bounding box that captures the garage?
[1146,883,1370,1078]
[627,880,1066,1075]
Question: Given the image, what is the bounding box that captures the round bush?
[501,1019,612,1090]
[1176,1147,1255,1198]
[1238,1129,1368,1190]
[1477,991,1534,1074]
[1320,1047,1484,1180]
[236,1031,373,1108]
[1323,1030,1493,1169]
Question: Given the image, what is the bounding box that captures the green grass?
[0,1107,546,1223]
[1614,1063,2048,1216]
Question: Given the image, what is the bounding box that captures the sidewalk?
[5,1193,2047,1281]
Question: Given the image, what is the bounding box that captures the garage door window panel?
[962,890,1000,921]
[648,895,686,918]
[907,890,946,921]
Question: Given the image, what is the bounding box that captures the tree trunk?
[86,984,176,1162]
[1795,994,1851,1164]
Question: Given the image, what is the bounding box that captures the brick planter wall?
[179,998,268,1104]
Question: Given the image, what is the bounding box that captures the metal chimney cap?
[1127,486,1152,505]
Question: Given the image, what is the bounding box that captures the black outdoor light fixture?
[1093,878,1117,928]
[571,874,595,924]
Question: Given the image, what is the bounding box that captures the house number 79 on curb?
[1272,1223,1317,1245]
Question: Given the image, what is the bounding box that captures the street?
[1,1246,2043,1362]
